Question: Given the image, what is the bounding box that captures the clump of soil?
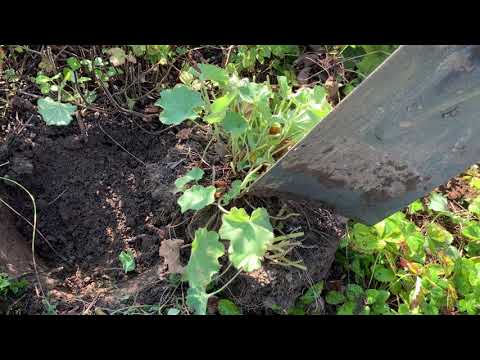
[1,111,345,314]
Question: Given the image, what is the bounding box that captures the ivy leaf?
[184,228,224,290]
[218,299,242,315]
[38,97,77,126]
[428,192,449,213]
[427,223,453,244]
[221,180,242,206]
[299,281,324,305]
[106,47,126,67]
[373,266,396,283]
[119,250,135,273]
[223,111,248,137]
[337,301,356,315]
[155,85,204,125]
[177,185,216,213]
[219,207,274,272]
[462,222,480,242]
[325,290,346,305]
[198,63,229,85]
[468,196,480,217]
[174,167,204,192]
[186,287,210,315]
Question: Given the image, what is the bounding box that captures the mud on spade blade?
[249,45,480,225]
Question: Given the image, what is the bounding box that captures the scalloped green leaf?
[177,185,216,213]
[155,85,204,125]
[219,207,274,272]
[174,167,204,192]
[37,97,77,126]
[185,228,224,290]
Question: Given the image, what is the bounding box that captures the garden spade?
[250,45,480,225]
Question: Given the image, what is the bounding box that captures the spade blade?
[250,45,480,225]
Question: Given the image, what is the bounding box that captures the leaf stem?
[208,268,243,297]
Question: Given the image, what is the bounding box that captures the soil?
[0,106,345,315]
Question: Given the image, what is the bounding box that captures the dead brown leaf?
[159,238,185,274]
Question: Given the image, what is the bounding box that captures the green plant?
[0,274,28,297]
[119,250,136,273]
[331,185,480,315]
[153,63,333,315]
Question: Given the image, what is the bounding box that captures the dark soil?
[1,108,345,315]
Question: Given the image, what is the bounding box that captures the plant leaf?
[166,308,180,315]
[177,185,216,213]
[373,266,396,283]
[198,63,229,84]
[106,47,126,67]
[221,180,242,206]
[184,228,224,290]
[408,199,424,214]
[119,250,135,273]
[174,167,204,192]
[462,222,480,242]
[186,287,210,315]
[155,85,204,125]
[427,223,453,244]
[468,196,480,217]
[299,281,324,305]
[428,192,449,213]
[219,207,274,272]
[223,111,248,137]
[218,299,241,315]
[325,290,345,305]
[37,97,76,126]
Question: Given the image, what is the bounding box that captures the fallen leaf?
[159,238,185,274]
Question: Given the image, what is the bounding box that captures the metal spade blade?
[249,45,480,225]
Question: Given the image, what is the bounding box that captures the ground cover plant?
[1,44,479,315]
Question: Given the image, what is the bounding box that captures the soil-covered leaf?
[219,207,274,272]
[37,97,77,126]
